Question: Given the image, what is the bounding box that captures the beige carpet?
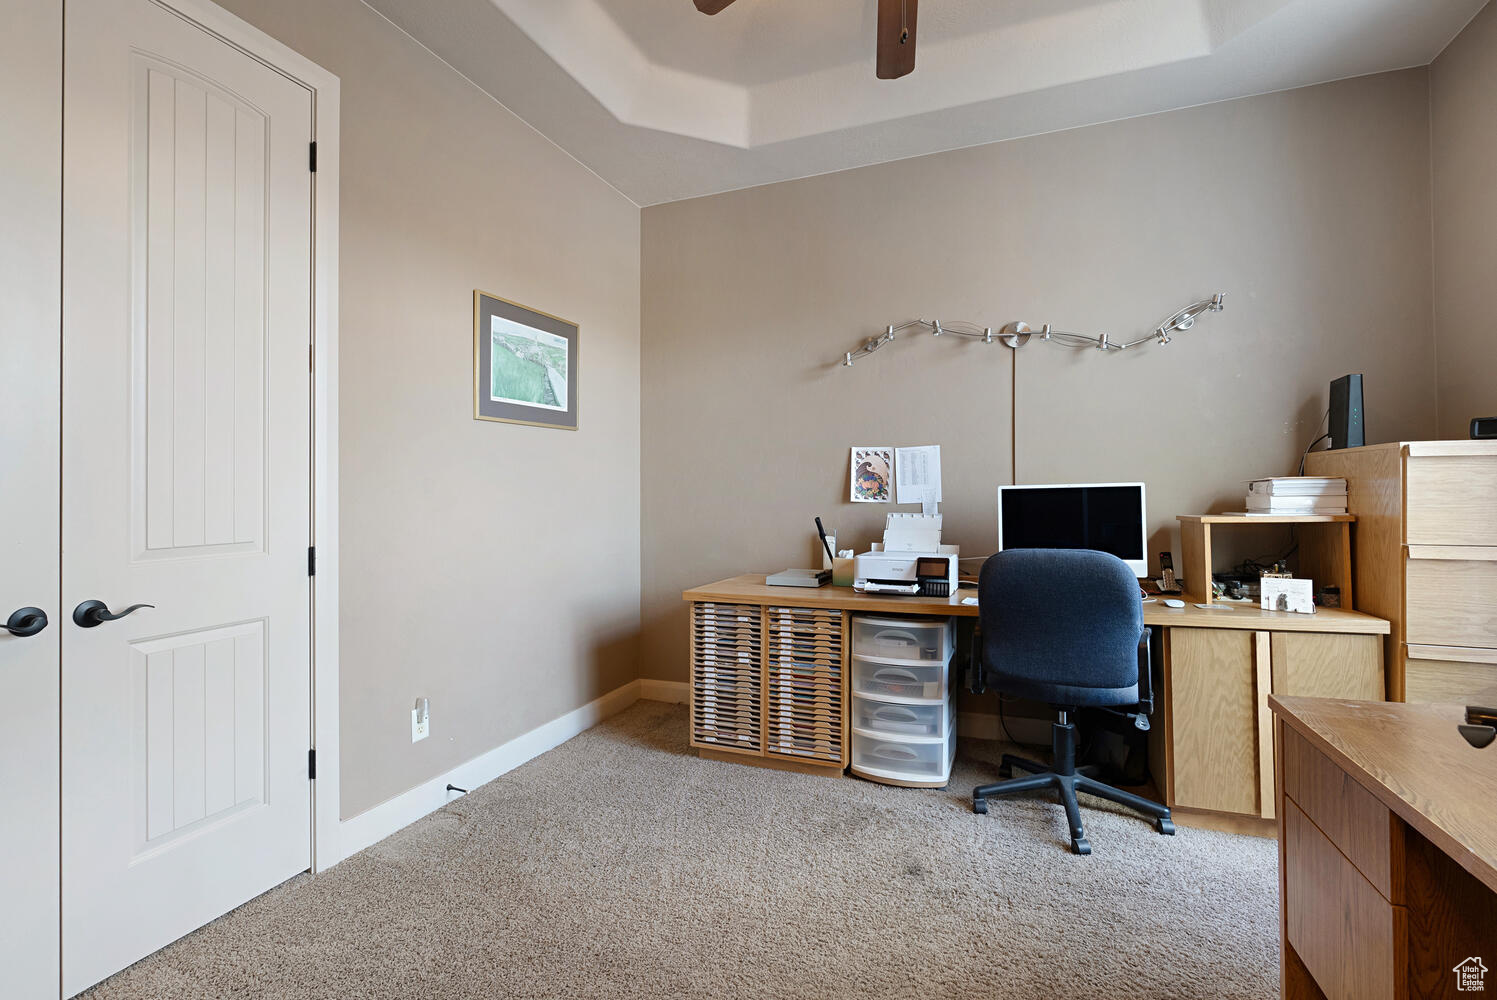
[85,701,1278,1000]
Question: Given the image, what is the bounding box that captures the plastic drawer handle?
[872,744,920,761]
[873,629,918,646]
[872,706,918,722]
[872,667,919,683]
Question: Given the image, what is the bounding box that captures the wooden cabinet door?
[1271,633,1385,700]
[1168,628,1263,815]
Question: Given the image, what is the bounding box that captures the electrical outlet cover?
[411,708,429,742]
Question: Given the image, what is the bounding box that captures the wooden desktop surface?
[684,574,1391,635]
[1271,694,1497,894]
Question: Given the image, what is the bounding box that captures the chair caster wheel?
[973,798,988,815]
[1071,837,1091,855]
[1156,818,1176,836]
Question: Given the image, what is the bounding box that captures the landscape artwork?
[491,315,568,411]
[474,291,579,430]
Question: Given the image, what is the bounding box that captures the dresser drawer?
[1403,644,1497,703]
[1284,801,1406,1000]
[1282,726,1402,901]
[1405,453,1497,545]
[1405,549,1497,648]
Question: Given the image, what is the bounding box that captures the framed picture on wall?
[473,290,579,430]
[850,446,894,502]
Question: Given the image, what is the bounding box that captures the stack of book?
[1244,477,1348,515]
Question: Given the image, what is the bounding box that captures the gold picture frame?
[473,289,579,430]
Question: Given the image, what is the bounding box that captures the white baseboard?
[639,678,688,703]
[335,679,642,865]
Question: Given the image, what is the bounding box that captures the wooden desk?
[683,575,1391,821]
[684,574,1390,634]
[1271,696,1497,999]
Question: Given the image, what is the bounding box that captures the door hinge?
[309,140,317,173]
[308,748,317,780]
[308,545,316,577]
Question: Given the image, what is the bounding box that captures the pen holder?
[832,557,855,588]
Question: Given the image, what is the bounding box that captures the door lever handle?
[73,600,154,628]
[3,607,48,637]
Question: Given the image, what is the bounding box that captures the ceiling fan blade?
[694,0,738,13]
[876,0,918,79]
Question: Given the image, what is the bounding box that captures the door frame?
[147,0,343,872]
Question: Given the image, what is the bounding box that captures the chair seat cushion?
[988,669,1137,707]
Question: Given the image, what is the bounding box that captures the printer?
[853,513,960,597]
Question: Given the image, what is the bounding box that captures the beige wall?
[218,0,641,817]
[641,70,1438,684]
[1432,1,1497,440]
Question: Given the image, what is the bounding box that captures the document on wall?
[895,445,942,506]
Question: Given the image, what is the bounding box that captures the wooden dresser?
[1272,696,1497,1000]
[1306,441,1497,703]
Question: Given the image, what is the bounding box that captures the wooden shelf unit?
[1177,513,1356,606]
[764,605,848,767]
[688,602,763,756]
[688,599,850,775]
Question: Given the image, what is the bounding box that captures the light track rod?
[839,293,1226,367]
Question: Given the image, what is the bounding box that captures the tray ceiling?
[363,0,1488,204]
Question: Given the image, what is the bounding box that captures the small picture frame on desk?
[1260,577,1315,614]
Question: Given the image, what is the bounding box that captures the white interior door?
[62,0,315,992]
[1,2,63,997]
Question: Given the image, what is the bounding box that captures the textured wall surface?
[642,70,1437,683]
[218,0,642,817]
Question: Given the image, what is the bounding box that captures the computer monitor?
[997,482,1148,577]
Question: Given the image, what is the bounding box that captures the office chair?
[970,549,1174,855]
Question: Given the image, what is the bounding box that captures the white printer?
[853,514,960,597]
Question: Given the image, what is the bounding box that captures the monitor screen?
[998,483,1147,576]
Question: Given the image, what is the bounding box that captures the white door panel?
[0,1,62,997]
[62,0,314,993]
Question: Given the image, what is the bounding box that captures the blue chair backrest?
[978,549,1144,695]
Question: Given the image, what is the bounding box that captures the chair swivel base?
[972,720,1175,855]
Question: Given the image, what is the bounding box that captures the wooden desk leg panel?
[1404,831,1497,999]
[1254,633,1275,820]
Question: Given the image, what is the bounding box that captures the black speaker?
[1329,374,1364,450]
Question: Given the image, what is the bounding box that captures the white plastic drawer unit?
[851,733,953,780]
[851,654,948,701]
[852,697,951,739]
[850,615,954,663]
